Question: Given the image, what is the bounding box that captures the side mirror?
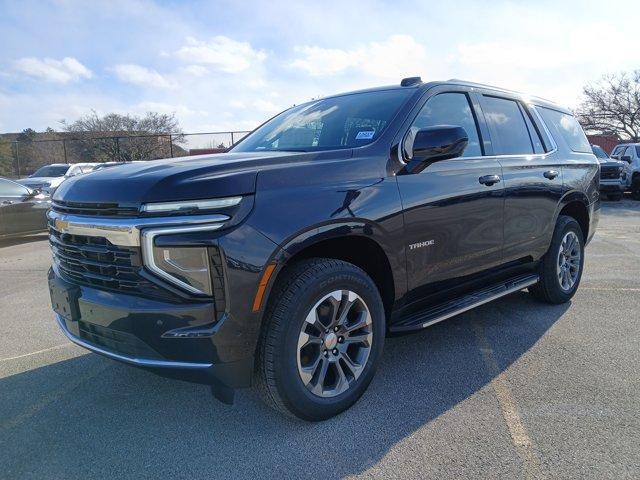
[403,125,468,174]
[621,155,632,163]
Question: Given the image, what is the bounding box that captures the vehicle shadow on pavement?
[0,291,569,479]
[0,233,49,248]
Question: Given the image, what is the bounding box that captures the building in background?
[587,134,620,154]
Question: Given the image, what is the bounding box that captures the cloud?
[13,57,92,84]
[174,36,267,73]
[290,35,428,80]
[183,65,209,77]
[113,64,174,88]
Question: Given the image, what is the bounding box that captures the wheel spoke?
[335,290,357,328]
[331,361,350,395]
[310,357,330,395]
[344,310,371,333]
[341,352,365,379]
[344,331,372,347]
[299,352,322,385]
[297,332,323,351]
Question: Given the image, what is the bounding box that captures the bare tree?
[577,70,640,142]
[60,111,185,162]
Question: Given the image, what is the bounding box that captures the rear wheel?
[255,258,385,421]
[529,215,584,304]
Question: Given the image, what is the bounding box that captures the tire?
[632,177,640,200]
[255,258,385,421]
[529,215,584,304]
[607,193,623,201]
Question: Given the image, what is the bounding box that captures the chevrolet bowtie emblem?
[54,218,70,232]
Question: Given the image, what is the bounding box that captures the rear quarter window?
[537,107,591,153]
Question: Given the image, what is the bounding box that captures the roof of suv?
[321,78,570,114]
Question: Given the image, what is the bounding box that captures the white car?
[611,143,640,199]
[17,163,97,194]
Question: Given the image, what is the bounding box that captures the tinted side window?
[0,178,29,196]
[409,92,482,157]
[537,107,591,153]
[482,96,534,155]
[611,146,625,156]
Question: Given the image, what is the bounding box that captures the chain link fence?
[0,131,251,179]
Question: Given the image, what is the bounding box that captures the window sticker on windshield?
[355,130,375,140]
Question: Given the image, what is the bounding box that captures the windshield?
[30,165,69,177]
[591,145,609,159]
[232,89,412,153]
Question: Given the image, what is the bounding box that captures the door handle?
[478,174,501,186]
[543,170,559,180]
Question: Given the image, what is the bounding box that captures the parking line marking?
[472,319,546,480]
[581,287,640,292]
[0,343,71,362]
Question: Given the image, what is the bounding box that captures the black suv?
[48,78,599,420]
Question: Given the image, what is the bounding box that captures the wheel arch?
[263,221,403,322]
[556,192,590,240]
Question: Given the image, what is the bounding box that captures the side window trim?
[518,103,546,153]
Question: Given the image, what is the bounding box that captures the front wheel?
[255,258,385,421]
[529,215,585,304]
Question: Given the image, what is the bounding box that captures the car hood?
[53,151,308,204]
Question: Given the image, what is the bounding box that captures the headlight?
[141,196,242,214]
[141,224,224,295]
[151,246,212,295]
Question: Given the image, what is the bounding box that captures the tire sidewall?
[546,217,585,302]
[274,265,385,420]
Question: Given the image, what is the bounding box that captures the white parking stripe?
[0,343,71,362]
[472,317,546,480]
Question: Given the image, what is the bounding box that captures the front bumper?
[599,179,625,192]
[49,266,254,387]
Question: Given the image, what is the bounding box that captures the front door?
[396,90,504,292]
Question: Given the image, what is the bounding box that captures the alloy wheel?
[296,290,373,398]
[556,231,581,291]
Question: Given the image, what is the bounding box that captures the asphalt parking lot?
[1,199,639,479]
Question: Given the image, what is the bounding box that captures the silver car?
[17,163,97,194]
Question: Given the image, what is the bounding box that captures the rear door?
[396,87,504,291]
[478,93,563,262]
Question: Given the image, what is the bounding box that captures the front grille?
[600,166,621,180]
[78,321,162,359]
[51,200,140,217]
[49,227,164,297]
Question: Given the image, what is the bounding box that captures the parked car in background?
[0,177,50,239]
[611,143,640,199]
[592,145,626,201]
[17,163,97,194]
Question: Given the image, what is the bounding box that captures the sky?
[0,0,639,134]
